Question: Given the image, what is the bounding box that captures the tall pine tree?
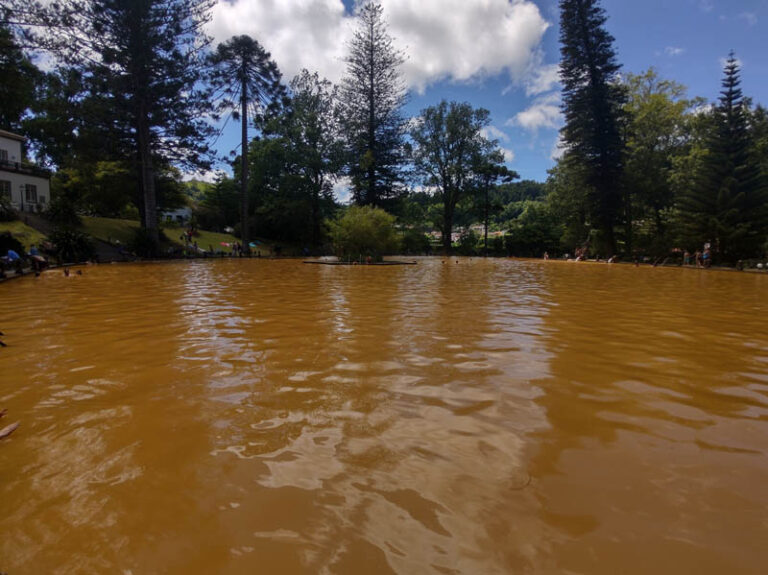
[39,0,215,245]
[559,0,626,255]
[678,54,768,261]
[339,1,407,208]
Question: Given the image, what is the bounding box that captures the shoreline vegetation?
[2,0,767,279]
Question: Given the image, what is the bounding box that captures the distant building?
[0,129,51,212]
[160,206,192,225]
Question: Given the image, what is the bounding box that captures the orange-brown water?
[1,258,767,574]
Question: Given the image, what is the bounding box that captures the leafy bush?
[456,230,478,256]
[504,202,562,257]
[48,227,95,263]
[0,195,17,222]
[400,228,431,254]
[328,205,400,260]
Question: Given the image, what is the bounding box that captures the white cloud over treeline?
[208,0,550,92]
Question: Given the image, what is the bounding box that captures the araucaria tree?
[559,0,626,255]
[410,100,501,254]
[678,54,768,262]
[40,0,215,244]
[339,1,407,207]
[209,35,285,249]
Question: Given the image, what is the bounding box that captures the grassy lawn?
[0,220,48,250]
[81,216,269,254]
[81,216,141,245]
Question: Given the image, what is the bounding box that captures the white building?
[0,129,51,212]
[160,206,192,225]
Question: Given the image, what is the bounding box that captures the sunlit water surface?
[1,258,767,574]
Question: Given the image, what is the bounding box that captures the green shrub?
[0,195,17,222]
[49,227,95,263]
[46,192,82,227]
[401,228,431,254]
[328,205,400,261]
[456,230,478,256]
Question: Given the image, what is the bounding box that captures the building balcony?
[0,159,51,180]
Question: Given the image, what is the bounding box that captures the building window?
[0,180,10,199]
[25,184,38,203]
[0,149,7,163]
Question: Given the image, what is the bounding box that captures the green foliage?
[182,179,214,203]
[494,180,546,205]
[23,68,90,168]
[0,194,17,222]
[676,55,768,261]
[242,71,342,247]
[40,0,216,240]
[48,227,95,263]
[195,176,240,232]
[400,228,431,254]
[47,170,83,226]
[545,158,589,252]
[622,69,700,255]
[0,25,39,131]
[339,2,407,207]
[328,205,400,260]
[559,0,627,254]
[456,230,478,256]
[410,100,500,253]
[505,202,562,258]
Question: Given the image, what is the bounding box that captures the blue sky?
[206,0,768,188]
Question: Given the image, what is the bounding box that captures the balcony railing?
[0,159,51,179]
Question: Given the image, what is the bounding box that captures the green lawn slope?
[0,220,48,251]
[81,216,273,255]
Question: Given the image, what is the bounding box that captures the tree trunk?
[624,184,633,256]
[240,69,249,251]
[311,178,321,247]
[137,111,158,243]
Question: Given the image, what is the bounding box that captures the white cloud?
[207,0,550,91]
[481,125,510,143]
[664,46,685,57]
[738,12,757,26]
[333,176,352,204]
[183,169,224,183]
[507,93,562,133]
[479,127,514,162]
[550,135,564,161]
[525,63,560,96]
[698,0,714,13]
[208,0,351,84]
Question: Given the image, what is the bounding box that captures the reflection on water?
[1,259,766,573]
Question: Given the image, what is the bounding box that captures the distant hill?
[182,179,214,203]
